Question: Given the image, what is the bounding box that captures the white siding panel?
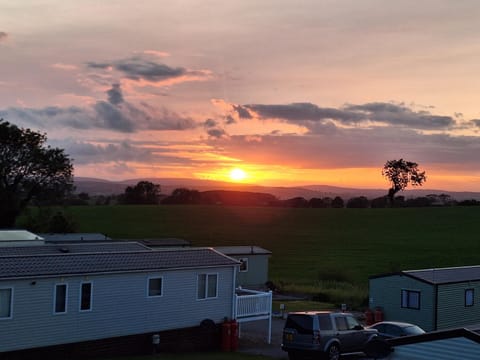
[0,266,235,352]
[437,282,480,330]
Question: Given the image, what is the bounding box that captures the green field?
[60,205,480,306]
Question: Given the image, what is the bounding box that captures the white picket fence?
[235,288,272,343]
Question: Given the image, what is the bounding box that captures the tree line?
[66,182,479,208]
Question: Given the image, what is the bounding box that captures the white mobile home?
[0,242,239,357]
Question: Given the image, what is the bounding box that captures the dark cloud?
[53,139,155,165]
[472,119,480,127]
[86,56,207,83]
[113,57,186,81]
[85,61,111,69]
[0,106,92,130]
[93,101,134,132]
[245,102,361,123]
[1,84,197,133]
[107,83,124,105]
[204,118,217,128]
[140,95,193,130]
[344,102,456,129]
[242,101,456,131]
[0,32,7,42]
[233,105,252,119]
[207,128,228,139]
[135,105,196,131]
[225,115,236,124]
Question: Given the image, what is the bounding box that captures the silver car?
[281,311,379,360]
[367,321,425,339]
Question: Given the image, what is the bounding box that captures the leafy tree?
[121,181,160,204]
[382,158,426,205]
[283,197,309,208]
[162,188,201,204]
[309,197,326,208]
[0,120,74,228]
[331,196,344,208]
[48,211,76,232]
[405,196,431,207]
[346,196,370,208]
[370,196,388,208]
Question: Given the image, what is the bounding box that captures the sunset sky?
[1,1,480,191]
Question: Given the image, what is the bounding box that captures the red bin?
[374,307,384,323]
[221,319,231,351]
[230,320,239,351]
[364,308,374,325]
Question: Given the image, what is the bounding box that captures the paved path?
[238,317,287,359]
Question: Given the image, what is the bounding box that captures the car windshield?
[403,325,425,336]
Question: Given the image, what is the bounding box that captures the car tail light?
[313,330,321,344]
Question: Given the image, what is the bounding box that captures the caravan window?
[401,289,420,310]
[0,288,13,319]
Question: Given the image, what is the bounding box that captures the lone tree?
[0,119,74,228]
[382,158,426,205]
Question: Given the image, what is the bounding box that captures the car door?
[373,323,388,339]
[384,324,403,338]
[334,314,368,352]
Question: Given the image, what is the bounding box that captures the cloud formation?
[107,83,124,105]
[0,31,8,42]
[344,102,455,129]
[86,55,210,86]
[1,84,197,133]
[237,101,457,132]
[57,139,155,165]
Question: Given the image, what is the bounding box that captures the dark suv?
[282,311,378,360]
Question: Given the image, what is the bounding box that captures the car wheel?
[326,343,340,360]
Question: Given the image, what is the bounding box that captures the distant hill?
[73,177,480,201]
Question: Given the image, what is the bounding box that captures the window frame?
[197,273,218,300]
[53,283,68,315]
[79,281,93,312]
[334,316,348,331]
[147,276,163,298]
[239,258,248,272]
[401,289,421,310]
[465,288,474,307]
[0,287,13,320]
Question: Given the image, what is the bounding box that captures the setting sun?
[229,168,247,182]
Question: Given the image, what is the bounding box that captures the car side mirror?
[354,325,364,330]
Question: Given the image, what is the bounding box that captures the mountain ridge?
[73,177,480,201]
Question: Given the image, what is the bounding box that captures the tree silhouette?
[162,188,201,204]
[122,181,161,204]
[331,196,344,208]
[0,119,73,228]
[382,159,426,205]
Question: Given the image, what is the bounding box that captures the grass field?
[57,205,480,307]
